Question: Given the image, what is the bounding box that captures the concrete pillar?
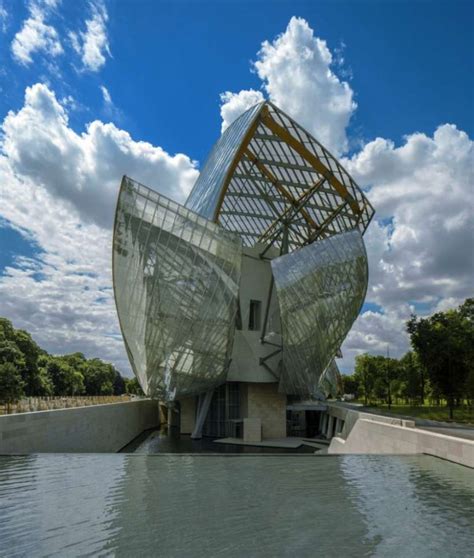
[326,415,334,438]
[322,412,328,435]
[335,418,341,436]
[180,397,196,434]
[243,418,262,442]
[167,406,179,428]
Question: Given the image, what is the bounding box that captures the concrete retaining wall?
[0,400,160,454]
[329,418,474,468]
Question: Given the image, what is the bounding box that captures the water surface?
[0,454,473,557]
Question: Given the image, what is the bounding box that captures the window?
[248,300,261,331]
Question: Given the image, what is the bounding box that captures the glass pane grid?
[272,229,368,398]
[113,176,242,401]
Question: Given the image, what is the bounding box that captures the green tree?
[13,329,42,396]
[407,299,473,419]
[380,357,399,410]
[125,377,144,396]
[354,354,378,405]
[0,362,25,412]
[342,374,359,398]
[82,359,117,395]
[465,369,474,405]
[113,371,126,395]
[400,351,424,405]
[43,357,85,396]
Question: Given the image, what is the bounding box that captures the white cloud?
[346,124,473,309]
[0,83,199,373]
[338,124,473,370]
[2,83,198,228]
[11,0,63,65]
[220,16,356,154]
[0,1,8,33]
[220,90,264,133]
[100,84,112,105]
[70,1,110,72]
[340,305,412,372]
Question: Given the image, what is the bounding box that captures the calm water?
[0,454,473,557]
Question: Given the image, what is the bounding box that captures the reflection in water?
[340,455,474,558]
[121,426,315,453]
[0,455,473,557]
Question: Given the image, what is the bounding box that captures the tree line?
[0,317,143,407]
[343,299,473,418]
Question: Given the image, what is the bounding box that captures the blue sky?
[0,0,472,374]
[2,1,472,161]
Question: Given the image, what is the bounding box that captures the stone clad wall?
[329,418,474,468]
[246,383,286,439]
[0,400,159,454]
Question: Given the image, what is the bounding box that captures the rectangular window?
[248,300,261,331]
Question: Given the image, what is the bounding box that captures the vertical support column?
[321,412,328,435]
[326,415,334,439]
[191,390,214,439]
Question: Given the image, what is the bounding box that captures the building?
[112,101,374,441]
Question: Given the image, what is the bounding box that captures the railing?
[0,395,137,415]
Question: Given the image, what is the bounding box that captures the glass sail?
[271,229,368,397]
[113,176,242,401]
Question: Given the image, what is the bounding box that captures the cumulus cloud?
[0,159,129,370]
[220,90,264,133]
[339,124,473,369]
[220,17,356,154]
[11,0,63,65]
[69,0,110,72]
[2,83,199,227]
[346,124,473,308]
[0,83,199,373]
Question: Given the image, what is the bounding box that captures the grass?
[360,403,474,425]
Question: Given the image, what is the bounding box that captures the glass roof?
[186,101,374,253]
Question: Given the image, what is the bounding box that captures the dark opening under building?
[112,101,374,441]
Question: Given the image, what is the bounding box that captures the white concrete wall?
[329,419,474,469]
[227,244,281,384]
[0,400,159,454]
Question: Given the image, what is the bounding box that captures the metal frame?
[186,101,374,254]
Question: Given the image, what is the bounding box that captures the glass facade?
[113,176,242,401]
[185,103,263,220]
[271,229,368,397]
[202,383,241,438]
[318,360,342,398]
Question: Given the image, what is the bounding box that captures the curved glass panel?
[113,177,242,401]
[271,229,368,397]
[185,103,264,220]
[318,359,341,398]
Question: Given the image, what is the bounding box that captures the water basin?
[0,454,473,557]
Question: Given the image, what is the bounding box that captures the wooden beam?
[244,147,318,230]
[260,109,361,215]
